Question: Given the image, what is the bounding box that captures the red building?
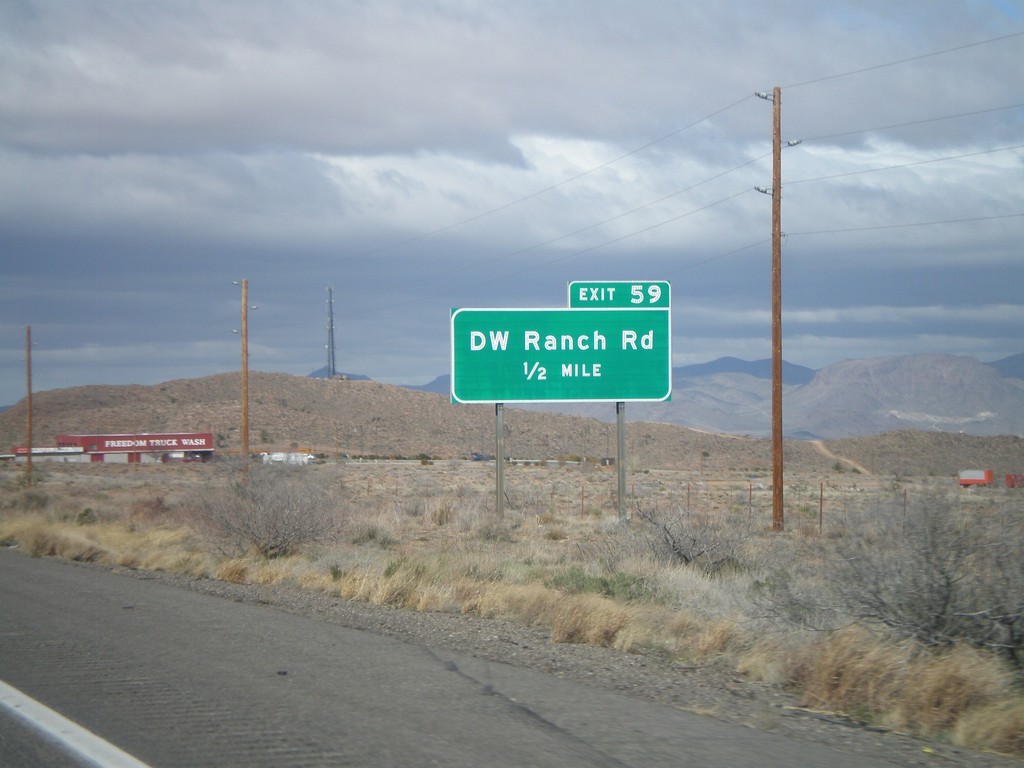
[49,433,215,463]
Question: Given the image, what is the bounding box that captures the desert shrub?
[350,522,398,548]
[188,466,341,558]
[22,527,109,562]
[217,558,249,583]
[430,498,455,526]
[76,508,98,526]
[632,502,756,577]
[10,469,46,490]
[789,626,1022,747]
[545,566,655,603]
[475,512,520,542]
[129,496,172,527]
[548,594,633,646]
[502,485,547,512]
[825,496,1024,668]
[954,699,1024,755]
[10,489,50,511]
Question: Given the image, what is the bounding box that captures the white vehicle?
[260,452,315,465]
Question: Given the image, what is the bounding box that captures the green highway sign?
[451,307,671,403]
[568,280,670,309]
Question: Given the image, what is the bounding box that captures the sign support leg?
[495,403,505,518]
[616,401,627,523]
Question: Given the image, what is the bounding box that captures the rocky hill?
[2,372,1022,478]
[782,355,1024,438]
[516,354,1024,439]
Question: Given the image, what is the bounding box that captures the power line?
[788,211,1024,238]
[343,85,1021,297]
[801,103,1024,144]
[405,137,1019,305]
[664,238,769,275]
[344,95,756,259]
[334,188,758,319]
[341,34,1022,272]
[789,143,1024,185]
[783,31,1024,90]
[379,30,1023,261]
[371,151,771,294]
[331,134,1020,319]
[296,34,1024,328]
[268,133,1020,331]
[491,189,756,280]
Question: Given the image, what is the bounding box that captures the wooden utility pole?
[757,86,785,532]
[770,86,784,533]
[240,279,250,469]
[25,325,33,485]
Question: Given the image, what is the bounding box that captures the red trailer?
[1006,474,1024,489]
[958,469,994,487]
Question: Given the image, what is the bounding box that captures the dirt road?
[810,440,872,475]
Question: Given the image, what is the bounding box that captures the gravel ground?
[108,564,1022,768]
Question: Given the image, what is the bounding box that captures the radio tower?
[326,286,337,378]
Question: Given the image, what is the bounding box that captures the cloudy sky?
[1,1,1022,406]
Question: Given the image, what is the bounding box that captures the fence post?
[819,481,824,535]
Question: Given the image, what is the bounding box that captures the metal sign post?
[566,281,671,524]
[616,401,627,522]
[495,403,505,518]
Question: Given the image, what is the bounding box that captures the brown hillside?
[2,372,1020,477]
[828,430,1024,480]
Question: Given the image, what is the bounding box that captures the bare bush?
[632,502,759,577]
[128,495,172,529]
[188,466,341,558]
[826,496,1024,668]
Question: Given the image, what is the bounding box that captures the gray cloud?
[1,1,1022,404]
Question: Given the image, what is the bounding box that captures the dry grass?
[897,644,1012,736]
[2,460,1022,756]
[789,627,917,720]
[790,626,1024,752]
[955,700,1024,756]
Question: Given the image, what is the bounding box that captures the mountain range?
[5,369,1023,480]
[4,353,1021,442]
[390,353,1024,439]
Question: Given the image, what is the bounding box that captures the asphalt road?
[0,550,906,768]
